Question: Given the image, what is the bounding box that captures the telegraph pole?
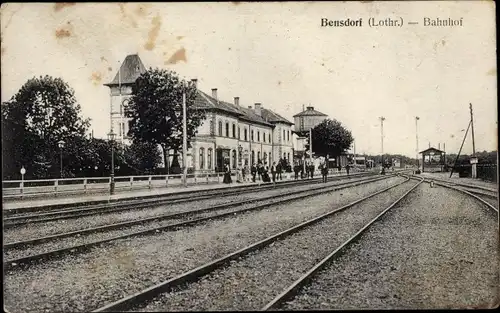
[469,103,476,156]
[182,82,188,187]
[309,128,313,165]
[380,116,385,167]
[415,116,419,169]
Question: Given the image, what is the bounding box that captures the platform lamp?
[57,140,65,178]
[108,130,116,195]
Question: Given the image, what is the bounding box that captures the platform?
[2,171,365,212]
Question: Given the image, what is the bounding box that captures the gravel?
[4,176,404,313]
[4,178,353,243]
[4,178,378,260]
[137,180,416,311]
[284,182,499,310]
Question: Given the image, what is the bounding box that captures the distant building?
[104,54,294,173]
[293,106,328,134]
[292,105,328,167]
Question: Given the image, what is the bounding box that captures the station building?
[104,54,294,173]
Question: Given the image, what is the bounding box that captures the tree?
[309,119,354,157]
[124,140,162,174]
[125,69,206,173]
[2,76,90,179]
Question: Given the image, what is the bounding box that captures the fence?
[2,167,372,200]
[477,164,497,183]
[2,172,234,200]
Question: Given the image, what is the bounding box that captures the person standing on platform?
[251,163,257,182]
[276,160,282,181]
[223,163,232,184]
[294,162,300,180]
[345,163,351,176]
[271,162,277,183]
[310,163,315,179]
[321,163,328,183]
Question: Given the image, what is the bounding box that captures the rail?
[2,168,370,199]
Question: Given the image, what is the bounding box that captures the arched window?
[207,148,213,169]
[257,131,260,142]
[283,130,286,141]
[209,120,214,135]
[244,128,248,141]
[226,122,229,137]
[287,130,290,142]
[257,151,261,162]
[232,124,236,138]
[232,150,237,169]
[218,121,222,136]
[199,148,205,170]
[238,127,241,139]
[251,130,254,141]
[251,151,255,165]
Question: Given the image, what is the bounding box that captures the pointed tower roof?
[104,54,147,86]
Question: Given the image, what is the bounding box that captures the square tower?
[103,54,147,145]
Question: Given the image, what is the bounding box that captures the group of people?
[223,158,288,184]
[223,159,352,185]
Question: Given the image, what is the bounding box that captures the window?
[226,122,229,137]
[257,151,261,162]
[127,120,133,135]
[218,121,222,136]
[232,150,237,169]
[209,120,214,135]
[257,131,260,142]
[251,130,254,141]
[232,124,236,138]
[269,133,271,143]
[287,130,290,142]
[207,148,213,169]
[283,129,285,141]
[199,148,205,169]
[263,132,266,143]
[244,128,248,141]
[288,152,290,161]
[251,151,255,165]
[283,152,286,160]
[238,127,241,139]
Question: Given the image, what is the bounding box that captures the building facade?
[104,54,294,173]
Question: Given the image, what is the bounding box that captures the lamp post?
[108,131,116,195]
[20,166,26,198]
[57,140,65,178]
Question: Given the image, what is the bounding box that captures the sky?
[1,1,497,158]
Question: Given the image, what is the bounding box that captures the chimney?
[307,106,314,111]
[191,78,198,89]
[254,103,262,116]
[211,88,218,99]
[234,97,240,106]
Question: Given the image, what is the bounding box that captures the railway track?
[273,177,498,310]
[89,175,418,312]
[4,174,395,270]
[420,176,497,199]
[3,172,375,227]
[419,177,498,213]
